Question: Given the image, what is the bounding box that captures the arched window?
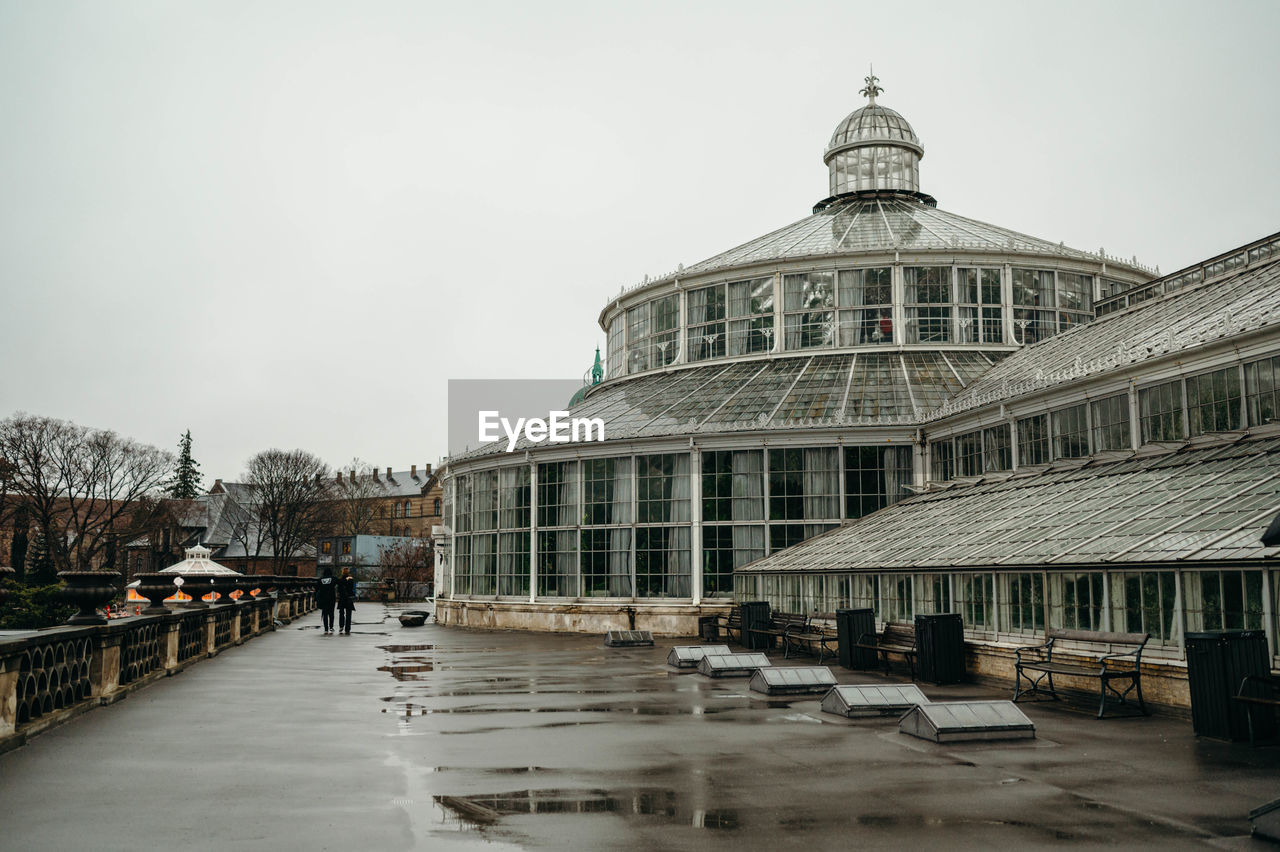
[433,498,441,515]
[404,500,412,516]
[394,503,401,518]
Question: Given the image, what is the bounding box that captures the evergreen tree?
[25,525,57,585]
[167,430,203,499]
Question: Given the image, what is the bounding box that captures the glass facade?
[450,444,914,602]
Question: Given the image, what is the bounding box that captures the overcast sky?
[2,0,1278,482]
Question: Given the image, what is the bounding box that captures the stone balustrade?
[0,578,317,754]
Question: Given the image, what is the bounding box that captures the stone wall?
[0,588,317,754]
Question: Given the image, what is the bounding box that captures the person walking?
[316,568,337,634]
[337,567,356,635]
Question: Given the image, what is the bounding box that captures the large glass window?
[536,530,576,597]
[1091,394,1131,452]
[930,439,954,481]
[581,457,633,526]
[1109,571,1177,646]
[497,532,529,596]
[471,532,497,595]
[1246,354,1280,426]
[702,450,764,523]
[1000,572,1044,635]
[837,267,893,345]
[687,284,726,362]
[580,528,630,597]
[1012,268,1055,344]
[607,317,625,378]
[956,573,994,632]
[727,277,774,356]
[454,474,473,533]
[1183,570,1264,631]
[498,466,530,530]
[904,266,952,343]
[955,430,982,477]
[636,453,690,524]
[1048,572,1104,630]
[536,462,578,528]
[626,295,680,373]
[958,267,1003,344]
[1056,272,1093,330]
[983,425,1011,472]
[1017,414,1049,466]
[849,574,881,619]
[453,535,471,595]
[769,523,838,553]
[702,525,764,597]
[1139,380,1185,443]
[768,447,840,522]
[844,445,912,519]
[783,272,835,349]
[1052,404,1089,459]
[1187,366,1242,435]
[636,526,690,598]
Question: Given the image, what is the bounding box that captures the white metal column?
[528,460,537,604]
[690,444,703,606]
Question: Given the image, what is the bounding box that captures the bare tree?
[378,538,433,599]
[243,449,336,574]
[332,459,382,536]
[0,414,175,573]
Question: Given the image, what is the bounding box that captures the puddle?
[434,789,739,830]
[378,664,434,679]
[380,644,435,652]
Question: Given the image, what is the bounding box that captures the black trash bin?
[740,601,772,650]
[914,613,965,685]
[836,608,877,669]
[1185,630,1273,741]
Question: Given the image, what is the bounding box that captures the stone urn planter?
[251,575,277,601]
[211,574,240,605]
[134,573,179,614]
[179,574,216,608]
[58,570,122,625]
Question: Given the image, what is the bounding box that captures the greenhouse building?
[436,75,1280,705]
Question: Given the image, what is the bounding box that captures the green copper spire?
[591,346,604,384]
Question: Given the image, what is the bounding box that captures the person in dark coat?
[316,569,337,634]
[337,567,356,635]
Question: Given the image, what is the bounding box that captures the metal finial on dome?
[859,66,883,104]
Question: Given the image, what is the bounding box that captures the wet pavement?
[1,603,1278,850]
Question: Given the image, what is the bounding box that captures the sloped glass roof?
[826,103,921,154]
[454,350,1002,461]
[676,196,1126,280]
[737,430,1280,574]
[937,255,1280,419]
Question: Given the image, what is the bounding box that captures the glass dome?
[824,74,923,196]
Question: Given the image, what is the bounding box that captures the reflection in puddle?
[434,789,738,830]
[379,644,435,652]
[378,663,434,679]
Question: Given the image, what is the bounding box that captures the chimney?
[335,471,342,483]
[386,466,393,480]
[314,473,321,484]
[213,479,223,491]
[372,468,379,481]
[423,463,432,476]
[349,470,356,484]
[411,464,417,477]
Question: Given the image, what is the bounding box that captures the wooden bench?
[1013,628,1149,719]
[1235,674,1280,746]
[746,612,810,651]
[714,606,743,643]
[783,624,839,663]
[852,623,918,679]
